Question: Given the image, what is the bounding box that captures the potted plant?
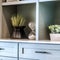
[48,25,60,41]
[11,14,26,39]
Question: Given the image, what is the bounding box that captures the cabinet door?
[0,42,18,57]
[38,55,60,60]
[0,57,17,60]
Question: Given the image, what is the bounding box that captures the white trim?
[36,0,39,41]
[0,39,60,44]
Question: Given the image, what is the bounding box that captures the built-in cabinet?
[0,0,60,60]
[0,42,60,60]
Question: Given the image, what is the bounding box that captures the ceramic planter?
[50,33,60,41]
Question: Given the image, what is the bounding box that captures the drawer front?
[20,58,39,60]
[0,57,17,60]
[19,43,60,50]
[19,48,60,59]
[39,56,60,60]
[20,57,60,60]
[0,42,18,57]
[19,43,60,59]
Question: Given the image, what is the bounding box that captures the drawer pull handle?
[0,48,4,50]
[35,51,51,54]
[22,48,24,54]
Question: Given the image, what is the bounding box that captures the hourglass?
[28,22,36,40]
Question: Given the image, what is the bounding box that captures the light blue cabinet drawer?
[19,58,39,60]
[19,43,60,60]
[19,48,60,59]
[19,43,60,50]
[0,42,18,57]
[0,57,17,60]
[38,56,60,60]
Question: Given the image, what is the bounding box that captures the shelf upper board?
[0,39,60,44]
[2,1,36,6]
[39,0,59,2]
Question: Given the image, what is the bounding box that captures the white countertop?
[0,39,60,44]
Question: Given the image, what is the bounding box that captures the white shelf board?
[39,0,58,2]
[2,1,36,6]
[0,39,60,44]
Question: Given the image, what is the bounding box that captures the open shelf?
[39,1,60,40]
[1,0,60,41]
[2,3,36,40]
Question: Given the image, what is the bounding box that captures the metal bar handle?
[35,51,51,54]
[22,48,24,54]
[0,48,4,50]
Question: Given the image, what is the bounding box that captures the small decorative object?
[12,27,21,39]
[11,14,26,39]
[28,22,35,40]
[48,25,60,41]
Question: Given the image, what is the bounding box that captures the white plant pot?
[50,34,60,41]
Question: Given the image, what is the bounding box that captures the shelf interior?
[39,1,60,40]
[2,3,36,40]
[1,1,60,41]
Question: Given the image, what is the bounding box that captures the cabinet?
[0,42,60,60]
[1,0,60,60]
